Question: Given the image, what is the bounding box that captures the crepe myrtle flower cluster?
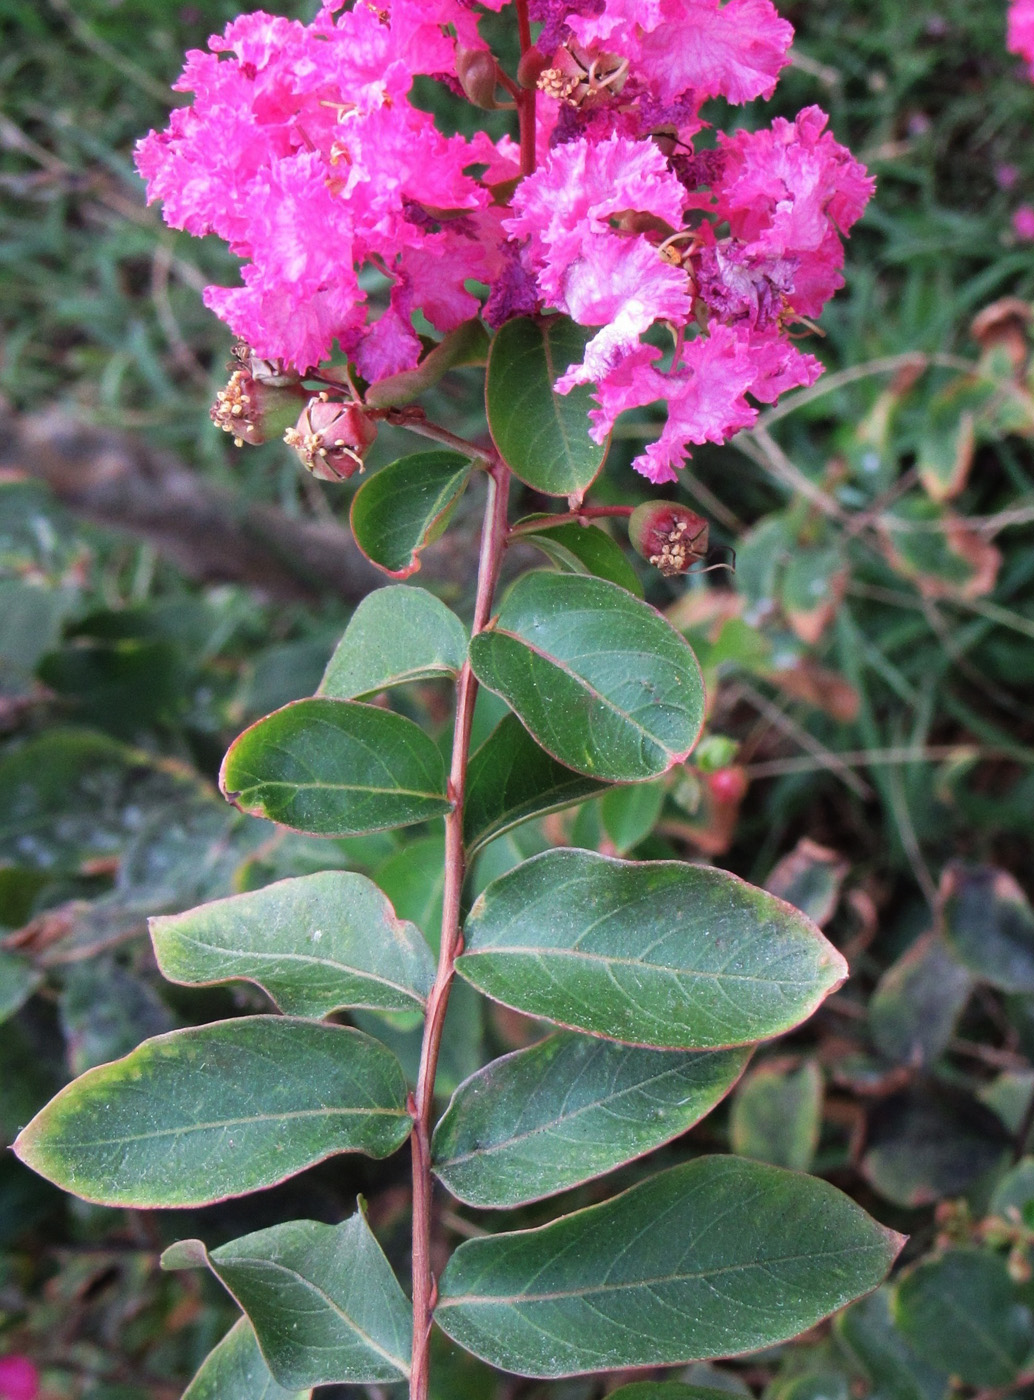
[137,0,873,485]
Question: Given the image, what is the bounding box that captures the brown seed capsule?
[456,47,503,109]
[284,393,378,481]
[210,368,307,447]
[628,501,709,577]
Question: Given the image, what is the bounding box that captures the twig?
[737,682,874,799]
[741,744,1028,780]
[409,458,511,1400]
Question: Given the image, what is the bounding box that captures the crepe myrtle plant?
[13,2,901,1396]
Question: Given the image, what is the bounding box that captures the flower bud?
[210,368,307,447]
[284,393,378,481]
[0,1355,40,1400]
[628,502,709,576]
[517,46,550,89]
[457,47,502,109]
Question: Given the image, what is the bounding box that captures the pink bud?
[706,766,749,806]
[284,394,378,481]
[628,502,709,576]
[0,1355,40,1400]
[516,46,550,89]
[456,47,502,109]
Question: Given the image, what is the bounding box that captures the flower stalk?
[409,458,511,1400]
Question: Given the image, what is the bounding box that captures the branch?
[0,405,476,604]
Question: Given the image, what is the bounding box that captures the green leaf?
[860,1084,1010,1208]
[0,949,41,1025]
[469,572,705,782]
[318,586,468,699]
[764,838,849,927]
[150,871,435,1016]
[59,955,176,1075]
[183,1318,311,1400]
[516,519,643,596]
[940,862,1034,993]
[164,1211,411,1388]
[350,450,473,578]
[607,1388,748,1400]
[893,1250,1034,1387]
[835,1287,950,1400]
[435,1155,903,1378]
[600,780,666,854]
[990,1156,1034,1224]
[220,698,451,836]
[458,849,847,1049]
[14,1016,411,1206]
[363,318,490,408]
[0,727,203,872]
[432,1033,748,1207]
[463,713,606,856]
[730,1060,823,1172]
[486,316,607,497]
[374,831,446,944]
[868,933,973,1066]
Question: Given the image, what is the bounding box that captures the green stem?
[409,457,511,1400]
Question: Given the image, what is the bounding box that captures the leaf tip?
[161,1238,210,1271]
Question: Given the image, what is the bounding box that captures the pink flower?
[553,237,692,387]
[1013,204,1034,240]
[136,5,491,373]
[506,134,687,300]
[1009,0,1034,78]
[711,106,874,317]
[138,0,871,481]
[0,1355,39,1400]
[565,0,793,105]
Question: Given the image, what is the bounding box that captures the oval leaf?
[319,586,468,699]
[220,698,451,836]
[940,862,1034,993]
[432,1033,748,1207]
[435,1155,904,1378]
[166,1211,411,1388]
[14,1017,411,1206]
[464,713,607,856]
[458,849,847,1049]
[183,1318,311,1400]
[0,949,41,1024]
[868,932,972,1068]
[730,1060,823,1172]
[609,1388,750,1400]
[350,450,472,578]
[486,316,607,497]
[516,519,643,596]
[469,572,705,782]
[834,1288,950,1400]
[150,871,435,1017]
[893,1250,1034,1388]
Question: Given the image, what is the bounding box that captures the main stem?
[409,458,510,1400]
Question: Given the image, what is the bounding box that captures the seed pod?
[210,368,307,447]
[284,394,378,481]
[457,47,503,109]
[628,501,709,576]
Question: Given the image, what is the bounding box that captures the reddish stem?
[507,505,634,538]
[409,458,511,1400]
[515,0,537,175]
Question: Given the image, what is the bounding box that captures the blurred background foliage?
[4,0,1034,1395]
